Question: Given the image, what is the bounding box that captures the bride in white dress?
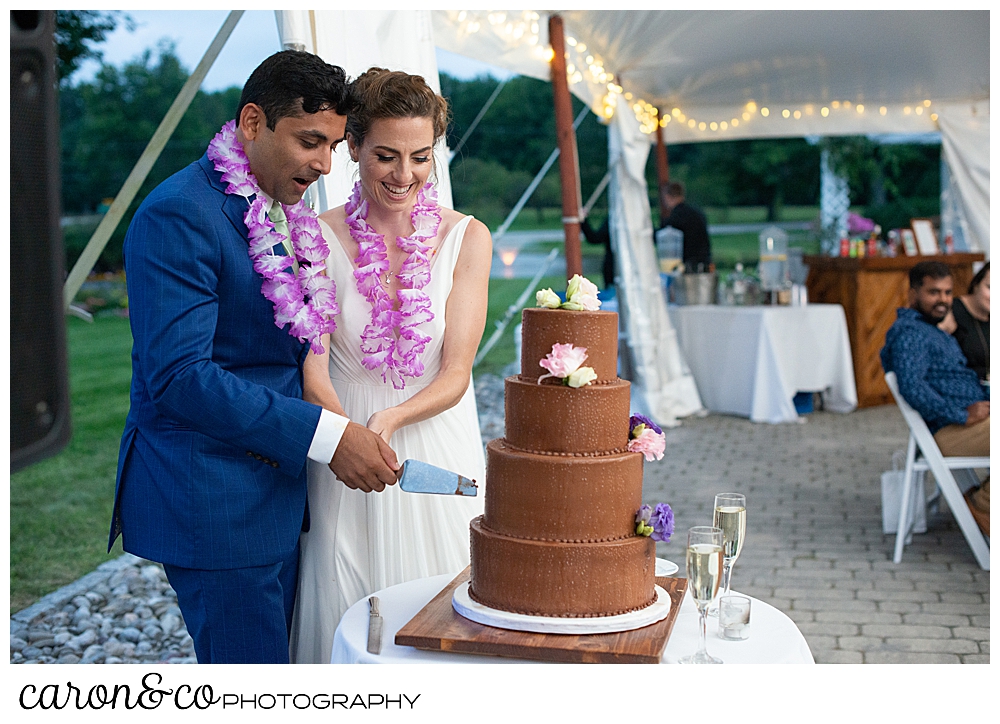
[289,68,492,664]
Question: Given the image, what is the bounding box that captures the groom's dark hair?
[237,50,354,130]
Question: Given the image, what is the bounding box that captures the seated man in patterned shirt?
[881,261,990,536]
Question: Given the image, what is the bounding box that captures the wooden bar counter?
[804,253,985,408]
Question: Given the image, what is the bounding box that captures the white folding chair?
[884,372,990,569]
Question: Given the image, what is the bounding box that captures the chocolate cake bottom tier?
[469,516,656,618]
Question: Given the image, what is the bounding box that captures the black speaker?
[10,10,71,472]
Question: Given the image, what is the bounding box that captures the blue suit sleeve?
[889,331,968,427]
[124,191,320,476]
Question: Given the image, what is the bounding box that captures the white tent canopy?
[276,9,989,426]
[434,10,988,141]
[432,10,989,254]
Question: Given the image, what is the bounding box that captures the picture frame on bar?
[899,228,919,256]
[911,218,939,255]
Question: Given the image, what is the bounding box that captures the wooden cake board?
[395,567,687,664]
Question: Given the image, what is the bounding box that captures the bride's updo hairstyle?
[346,67,450,148]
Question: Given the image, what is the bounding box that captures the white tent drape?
[608,109,703,427]
[275,10,453,212]
[937,100,990,256]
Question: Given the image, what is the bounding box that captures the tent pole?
[548,14,583,282]
[655,110,670,223]
[62,10,245,309]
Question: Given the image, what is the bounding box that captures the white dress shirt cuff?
[307,409,349,464]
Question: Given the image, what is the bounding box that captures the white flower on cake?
[535,274,602,312]
[563,274,602,311]
[566,366,598,388]
[537,343,596,387]
[535,288,562,309]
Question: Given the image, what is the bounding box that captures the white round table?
[331,573,814,664]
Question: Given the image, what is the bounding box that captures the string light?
[449,11,938,137]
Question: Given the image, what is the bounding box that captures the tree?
[60,44,242,270]
[440,72,609,225]
[54,10,133,85]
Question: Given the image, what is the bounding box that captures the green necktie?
[267,201,294,257]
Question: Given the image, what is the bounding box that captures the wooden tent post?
[548,14,583,281]
[655,111,670,222]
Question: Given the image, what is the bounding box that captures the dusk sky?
[73,10,510,91]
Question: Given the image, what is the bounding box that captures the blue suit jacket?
[109,155,322,570]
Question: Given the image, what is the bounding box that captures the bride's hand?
[366,409,400,444]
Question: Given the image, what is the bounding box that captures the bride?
[289,68,492,664]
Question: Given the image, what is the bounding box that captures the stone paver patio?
[645,403,990,664]
[12,379,989,664]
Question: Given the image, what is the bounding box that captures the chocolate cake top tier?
[520,307,619,383]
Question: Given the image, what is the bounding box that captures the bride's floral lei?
[344,180,439,390]
[206,120,338,354]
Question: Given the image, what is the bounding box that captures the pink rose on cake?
[537,343,596,388]
[628,414,666,461]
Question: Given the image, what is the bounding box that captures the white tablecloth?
[331,573,814,665]
[669,304,857,423]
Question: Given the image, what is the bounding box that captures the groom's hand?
[330,422,399,493]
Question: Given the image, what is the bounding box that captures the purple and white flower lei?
[206,120,339,354]
[344,180,440,390]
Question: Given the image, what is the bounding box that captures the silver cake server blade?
[366,596,383,655]
[397,459,478,496]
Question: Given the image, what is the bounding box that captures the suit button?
[255,454,263,461]
[246,451,253,457]
[270,461,279,469]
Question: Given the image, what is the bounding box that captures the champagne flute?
[708,492,746,616]
[679,526,724,665]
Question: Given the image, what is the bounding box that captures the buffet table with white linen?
[331,572,814,664]
[668,304,857,423]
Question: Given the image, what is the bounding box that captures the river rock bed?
[11,374,507,664]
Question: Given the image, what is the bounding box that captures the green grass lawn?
[10,315,131,613]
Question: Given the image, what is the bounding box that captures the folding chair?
[884,372,990,569]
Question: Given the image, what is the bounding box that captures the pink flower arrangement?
[537,343,596,388]
[628,413,666,461]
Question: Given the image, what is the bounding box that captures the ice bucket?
[680,272,717,305]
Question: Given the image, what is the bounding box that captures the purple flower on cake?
[636,503,674,542]
[635,504,655,537]
[537,343,596,387]
[628,413,666,461]
[629,414,662,436]
[649,503,674,542]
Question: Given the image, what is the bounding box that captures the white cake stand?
[452,582,672,635]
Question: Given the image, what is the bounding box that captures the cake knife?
[366,596,382,655]
[397,459,478,496]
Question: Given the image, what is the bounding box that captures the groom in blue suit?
[110,51,398,663]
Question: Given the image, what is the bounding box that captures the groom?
[109,51,398,664]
